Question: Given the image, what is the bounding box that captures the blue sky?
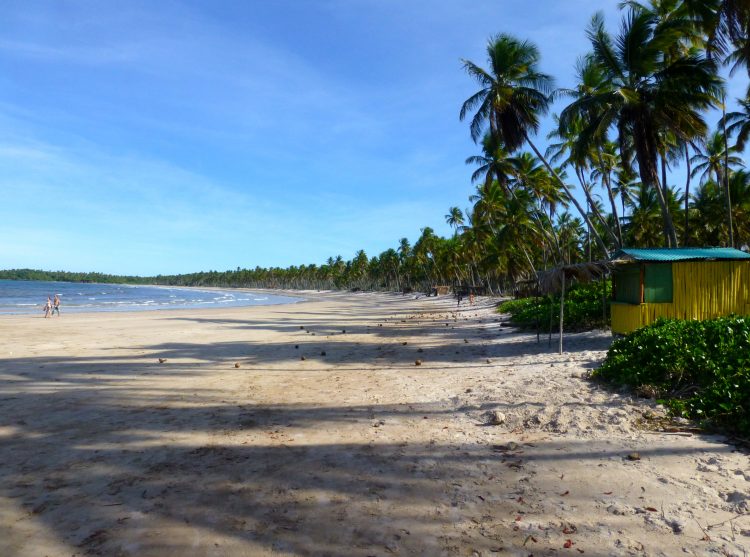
[1,1,746,275]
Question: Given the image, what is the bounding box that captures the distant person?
[456,292,463,307]
[469,292,475,305]
[52,295,61,317]
[43,296,52,318]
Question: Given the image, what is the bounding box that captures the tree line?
[4,1,750,294]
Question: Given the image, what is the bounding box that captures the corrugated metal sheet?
[611,260,750,334]
[613,247,750,262]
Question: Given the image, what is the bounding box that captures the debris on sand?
[492,441,518,452]
[158,358,167,364]
[486,410,505,425]
[415,359,422,366]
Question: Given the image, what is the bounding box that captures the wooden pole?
[548,294,554,348]
[559,272,565,355]
[602,274,607,324]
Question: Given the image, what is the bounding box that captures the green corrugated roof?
[612,247,750,261]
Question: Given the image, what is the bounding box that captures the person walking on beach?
[43,296,52,318]
[52,295,61,317]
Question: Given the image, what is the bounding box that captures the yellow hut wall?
[611,260,750,334]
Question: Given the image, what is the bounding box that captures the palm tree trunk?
[659,154,678,247]
[520,245,537,276]
[577,168,619,247]
[684,146,691,246]
[534,208,563,264]
[722,102,735,247]
[585,196,592,262]
[596,151,623,246]
[583,178,618,249]
[525,132,610,257]
[634,120,678,247]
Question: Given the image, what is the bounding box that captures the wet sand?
[1,291,748,556]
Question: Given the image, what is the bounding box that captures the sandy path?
[0,291,748,556]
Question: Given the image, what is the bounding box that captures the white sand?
[0,291,748,556]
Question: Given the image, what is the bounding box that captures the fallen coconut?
[486,410,505,425]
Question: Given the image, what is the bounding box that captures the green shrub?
[499,281,611,332]
[594,316,750,436]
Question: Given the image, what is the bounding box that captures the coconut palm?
[556,212,585,264]
[683,0,750,74]
[548,108,621,247]
[560,9,723,247]
[459,33,610,256]
[445,207,464,237]
[465,133,516,190]
[625,183,684,246]
[691,128,744,244]
[691,179,729,244]
[722,90,750,151]
[690,129,745,183]
[725,169,750,245]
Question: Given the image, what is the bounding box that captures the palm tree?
[459,33,610,256]
[548,108,621,247]
[681,0,750,75]
[445,207,464,237]
[690,129,744,184]
[727,169,750,245]
[691,128,744,244]
[722,89,750,151]
[465,133,516,190]
[556,212,585,264]
[625,183,684,246]
[560,9,723,247]
[507,151,564,260]
[692,179,728,244]
[590,140,625,245]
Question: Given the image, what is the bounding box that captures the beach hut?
[610,247,750,335]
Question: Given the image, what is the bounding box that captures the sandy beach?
[1,291,749,556]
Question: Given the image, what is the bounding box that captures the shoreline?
[0,283,312,318]
[1,291,748,556]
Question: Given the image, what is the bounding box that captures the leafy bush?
[594,316,750,436]
[499,281,611,332]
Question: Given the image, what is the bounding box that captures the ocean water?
[0,280,303,315]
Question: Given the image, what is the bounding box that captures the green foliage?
[499,280,611,332]
[0,269,148,285]
[594,316,750,436]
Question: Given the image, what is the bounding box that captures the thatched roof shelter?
[533,260,612,354]
[537,261,611,295]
